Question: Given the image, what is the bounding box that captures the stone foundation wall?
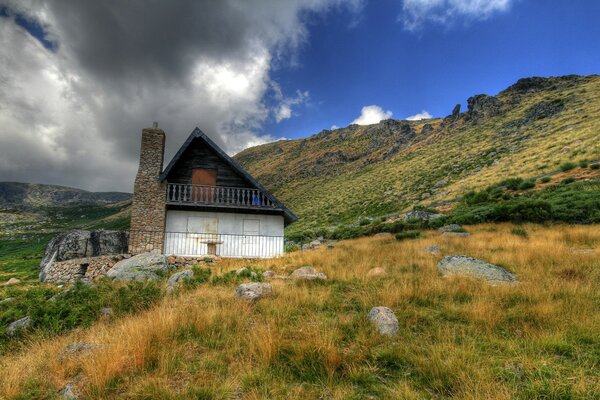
[42,255,129,284]
[129,127,167,254]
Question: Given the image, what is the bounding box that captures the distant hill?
[0,182,131,210]
[235,74,600,234]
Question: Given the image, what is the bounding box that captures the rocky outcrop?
[464,94,504,122]
[106,253,168,281]
[166,269,194,293]
[235,282,273,301]
[524,99,565,122]
[7,316,32,336]
[403,210,443,221]
[40,230,128,281]
[290,266,327,280]
[368,307,399,336]
[437,255,517,285]
[438,224,464,233]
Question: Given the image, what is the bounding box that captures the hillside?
[1,224,599,398]
[235,75,600,235]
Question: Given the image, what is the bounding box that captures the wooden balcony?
[166,183,277,210]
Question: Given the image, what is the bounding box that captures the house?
[128,125,297,258]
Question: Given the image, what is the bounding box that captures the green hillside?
[235,75,600,236]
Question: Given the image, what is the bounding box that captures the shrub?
[560,162,577,172]
[518,180,536,190]
[591,163,600,170]
[511,228,529,237]
[395,231,421,241]
[579,160,589,168]
[359,218,371,226]
[562,177,576,185]
[540,177,551,183]
[498,177,524,190]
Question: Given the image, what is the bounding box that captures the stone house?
[129,125,297,258]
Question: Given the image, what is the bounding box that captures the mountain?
[0,182,131,210]
[235,75,600,234]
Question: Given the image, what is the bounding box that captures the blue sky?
[265,0,600,139]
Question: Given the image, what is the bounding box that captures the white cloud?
[401,0,512,31]
[0,0,360,191]
[406,110,432,120]
[330,125,339,130]
[351,105,393,125]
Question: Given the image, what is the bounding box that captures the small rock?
[290,266,327,280]
[374,232,393,238]
[63,341,96,356]
[424,245,441,255]
[434,180,448,188]
[368,307,399,336]
[437,255,517,285]
[366,267,387,278]
[327,241,336,249]
[166,269,194,293]
[100,307,114,319]
[0,297,15,305]
[309,240,322,248]
[175,256,186,264]
[301,244,311,251]
[262,270,275,278]
[235,282,273,301]
[438,224,464,233]
[60,383,78,400]
[7,316,32,336]
[442,232,470,237]
[167,256,177,265]
[4,277,21,286]
[403,210,443,222]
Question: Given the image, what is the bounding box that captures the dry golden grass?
[2,224,600,399]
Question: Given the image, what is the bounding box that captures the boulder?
[309,239,322,247]
[100,307,114,320]
[0,297,15,305]
[374,232,393,238]
[63,341,97,356]
[327,241,336,249]
[40,230,128,281]
[368,307,399,336]
[106,253,168,282]
[438,224,464,233]
[4,277,20,285]
[424,244,441,255]
[262,270,275,278]
[235,282,273,301]
[437,255,517,285]
[442,232,470,237]
[367,267,387,278]
[60,383,78,400]
[166,269,194,293]
[290,266,327,280]
[403,210,443,222]
[7,316,32,336]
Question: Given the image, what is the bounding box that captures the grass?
[1,223,600,399]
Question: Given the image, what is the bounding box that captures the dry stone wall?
[42,255,128,284]
[129,128,167,254]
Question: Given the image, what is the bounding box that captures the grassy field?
[1,223,599,399]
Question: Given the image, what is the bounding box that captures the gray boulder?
[424,244,441,255]
[166,269,194,293]
[442,231,470,237]
[437,255,517,285]
[235,282,273,301]
[40,230,128,281]
[60,383,78,400]
[374,232,393,238]
[290,266,327,280]
[0,297,14,305]
[106,253,168,282]
[403,210,443,222]
[368,307,399,336]
[7,316,32,336]
[438,224,464,233]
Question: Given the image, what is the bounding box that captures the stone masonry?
[129,127,167,254]
[42,255,128,284]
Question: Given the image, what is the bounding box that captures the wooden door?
[191,168,217,202]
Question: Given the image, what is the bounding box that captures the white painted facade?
[164,210,284,258]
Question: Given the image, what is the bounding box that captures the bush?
[579,160,589,168]
[511,228,529,237]
[591,163,600,170]
[395,231,421,241]
[562,177,576,185]
[518,180,536,190]
[498,177,524,190]
[540,177,551,183]
[560,162,577,172]
[359,218,371,226]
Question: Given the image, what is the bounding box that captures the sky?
[0,0,599,192]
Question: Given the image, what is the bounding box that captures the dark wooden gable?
[163,136,251,188]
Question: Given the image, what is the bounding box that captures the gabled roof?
[160,127,298,225]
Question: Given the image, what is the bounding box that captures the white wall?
[164,210,284,258]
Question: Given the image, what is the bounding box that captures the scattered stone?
[235,282,273,301]
[106,253,168,281]
[442,232,470,237]
[7,316,32,336]
[262,270,275,278]
[437,255,517,285]
[403,210,443,222]
[570,248,595,255]
[167,255,177,265]
[100,307,114,320]
[374,232,393,238]
[301,243,311,251]
[421,123,433,135]
[60,383,78,400]
[424,244,441,255]
[166,269,194,293]
[368,307,399,336]
[309,239,322,248]
[327,241,336,249]
[3,277,20,285]
[438,224,464,233]
[63,341,97,356]
[290,265,327,280]
[366,267,387,278]
[0,297,15,305]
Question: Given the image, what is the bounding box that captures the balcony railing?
[166,183,277,209]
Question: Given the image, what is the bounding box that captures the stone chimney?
[129,126,167,254]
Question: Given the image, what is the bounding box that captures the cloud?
[401,0,512,31]
[0,0,361,192]
[330,125,340,130]
[351,105,393,125]
[406,110,433,120]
